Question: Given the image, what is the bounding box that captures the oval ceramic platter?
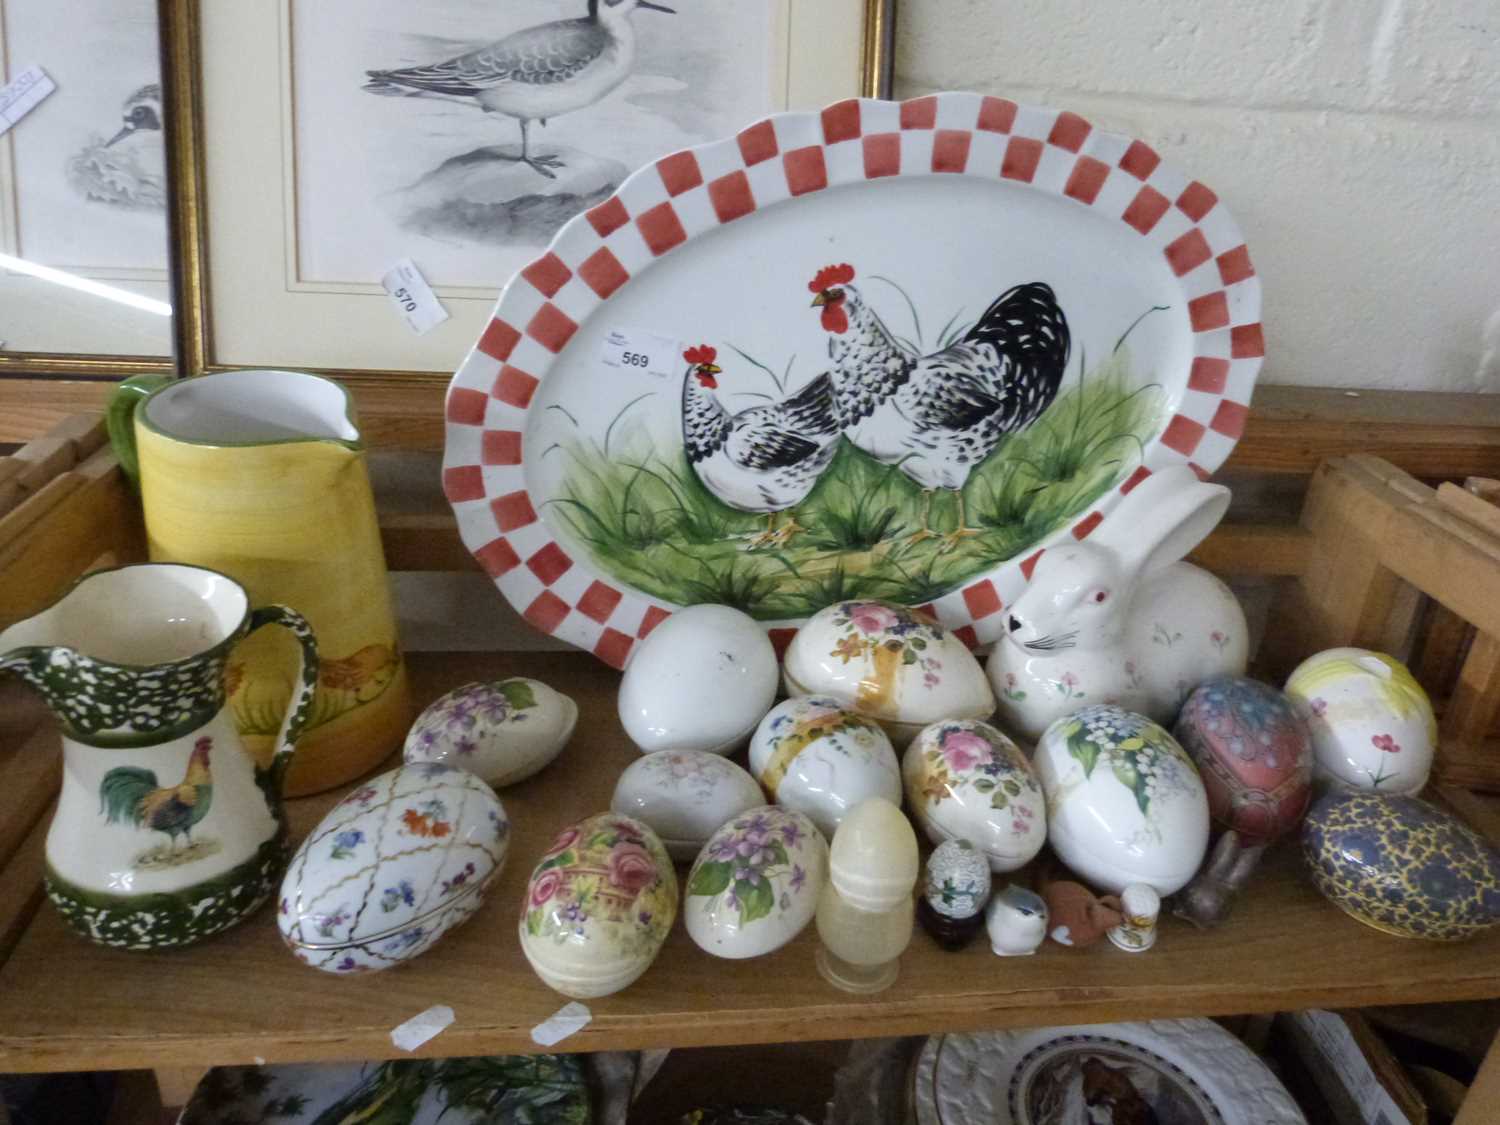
[443,92,1263,666]
[912,1021,1305,1125]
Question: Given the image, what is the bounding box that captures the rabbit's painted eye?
[1090,590,1109,604]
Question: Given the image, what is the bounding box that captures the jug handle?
[105,373,172,489]
[244,605,320,796]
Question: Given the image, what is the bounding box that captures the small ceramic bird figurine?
[363,0,674,179]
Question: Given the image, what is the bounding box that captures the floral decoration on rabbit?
[987,465,1248,741]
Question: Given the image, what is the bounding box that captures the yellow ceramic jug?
[108,370,410,795]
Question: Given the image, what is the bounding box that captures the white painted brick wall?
[895,0,1500,391]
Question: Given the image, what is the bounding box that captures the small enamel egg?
[685,806,827,959]
[1035,705,1210,896]
[1303,789,1500,940]
[518,813,678,998]
[279,763,509,973]
[782,601,994,746]
[611,750,765,862]
[924,838,993,921]
[1284,648,1435,796]
[902,720,1046,873]
[829,797,918,912]
[748,696,902,840]
[403,678,577,788]
[1174,676,1313,844]
[619,605,778,755]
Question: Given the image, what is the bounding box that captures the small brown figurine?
[1042,879,1123,949]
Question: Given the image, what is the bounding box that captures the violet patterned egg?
[1284,648,1435,795]
[1302,789,1500,940]
[1035,706,1210,896]
[279,763,509,974]
[1174,677,1313,844]
[902,720,1046,873]
[610,749,764,862]
[782,601,994,746]
[402,678,577,788]
[748,696,902,840]
[685,806,827,959]
[518,812,678,999]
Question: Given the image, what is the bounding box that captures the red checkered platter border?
[443,92,1263,668]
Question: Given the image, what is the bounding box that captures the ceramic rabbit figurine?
[988,465,1248,741]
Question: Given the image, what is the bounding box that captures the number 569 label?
[601,328,679,379]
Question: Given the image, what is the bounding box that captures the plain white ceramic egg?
[748,695,902,839]
[781,601,994,746]
[1034,705,1210,896]
[402,678,577,788]
[618,605,778,755]
[684,806,827,959]
[611,749,765,862]
[902,719,1047,873]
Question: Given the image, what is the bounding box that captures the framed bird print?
[167,0,894,383]
[0,0,173,375]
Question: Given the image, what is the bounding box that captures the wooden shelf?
[2,651,1499,1074]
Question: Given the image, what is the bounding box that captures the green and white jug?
[0,563,317,949]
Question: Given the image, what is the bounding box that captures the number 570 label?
[601,328,679,379]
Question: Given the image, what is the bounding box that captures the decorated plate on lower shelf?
[443,92,1263,666]
[912,1021,1305,1125]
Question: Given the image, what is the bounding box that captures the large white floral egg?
[618,605,778,755]
[902,720,1046,873]
[748,696,902,840]
[610,750,764,862]
[685,806,827,959]
[518,813,678,999]
[279,763,509,973]
[1284,647,1435,796]
[782,601,994,746]
[403,678,577,788]
[1035,705,1210,895]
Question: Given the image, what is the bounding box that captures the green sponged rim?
[45,829,290,951]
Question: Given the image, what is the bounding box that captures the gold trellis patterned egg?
[278,763,509,973]
[1302,789,1500,941]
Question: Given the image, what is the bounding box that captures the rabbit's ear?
[1099,466,1231,580]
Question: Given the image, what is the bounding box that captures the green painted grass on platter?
[549,350,1164,620]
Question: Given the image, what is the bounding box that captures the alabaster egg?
[1175,677,1313,844]
[829,797,919,912]
[1035,706,1210,896]
[782,601,994,746]
[619,604,777,755]
[902,720,1046,873]
[403,678,577,788]
[1303,790,1500,941]
[610,750,764,862]
[685,806,827,959]
[748,695,902,840]
[518,813,678,998]
[1284,648,1435,795]
[279,763,509,973]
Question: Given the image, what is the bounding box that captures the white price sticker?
[600,327,679,379]
[0,66,55,136]
[381,258,449,335]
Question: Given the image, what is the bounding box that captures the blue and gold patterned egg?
[1302,789,1500,941]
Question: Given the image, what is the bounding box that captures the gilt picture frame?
[163,0,895,390]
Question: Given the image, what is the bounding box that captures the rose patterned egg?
[1302,789,1500,940]
[1174,677,1313,844]
[1035,706,1210,896]
[748,696,902,840]
[279,763,509,973]
[782,601,994,746]
[518,813,678,998]
[1284,648,1436,796]
[619,605,778,755]
[403,678,577,788]
[685,806,827,959]
[902,720,1046,873]
[610,750,764,862]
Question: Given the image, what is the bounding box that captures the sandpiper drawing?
[363,0,675,179]
[107,84,163,148]
[67,83,165,210]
